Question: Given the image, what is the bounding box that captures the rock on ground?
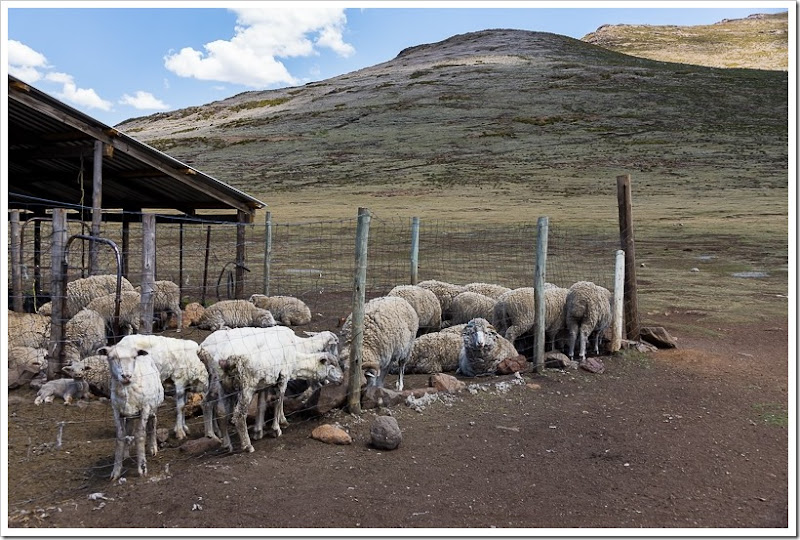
[640,326,678,349]
[429,373,465,393]
[370,416,402,450]
[311,424,352,445]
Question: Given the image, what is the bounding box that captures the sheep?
[395,331,463,374]
[387,285,442,334]
[457,318,519,377]
[565,281,613,361]
[8,346,47,389]
[86,290,142,336]
[34,378,90,405]
[196,299,277,331]
[492,286,571,350]
[462,282,511,299]
[98,340,165,481]
[110,334,210,440]
[62,308,108,365]
[44,274,136,319]
[416,280,466,320]
[199,326,343,453]
[62,355,111,397]
[339,296,419,392]
[248,294,312,326]
[442,291,496,328]
[135,280,183,332]
[439,323,468,335]
[8,310,50,349]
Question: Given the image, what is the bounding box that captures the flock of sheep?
[7,274,612,481]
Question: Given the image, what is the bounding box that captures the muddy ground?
[5,308,790,531]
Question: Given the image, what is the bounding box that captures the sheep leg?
[252,390,268,441]
[578,325,591,361]
[505,326,522,345]
[567,322,579,360]
[271,378,289,438]
[135,408,149,477]
[216,398,233,452]
[147,413,159,457]
[173,304,183,333]
[173,382,188,440]
[110,410,127,481]
[202,400,220,441]
[593,330,603,356]
[395,358,407,392]
[233,387,255,453]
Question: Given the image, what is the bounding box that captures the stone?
[179,436,221,454]
[496,354,528,374]
[544,351,574,369]
[311,424,352,445]
[7,365,39,390]
[640,326,678,349]
[429,373,465,393]
[361,386,406,410]
[370,416,402,450]
[579,357,606,374]
[403,387,438,399]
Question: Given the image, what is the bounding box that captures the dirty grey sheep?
[86,290,142,336]
[62,308,108,366]
[441,291,496,328]
[136,280,183,332]
[248,294,312,326]
[40,274,136,318]
[416,280,466,320]
[62,354,111,397]
[197,299,277,331]
[387,285,442,334]
[462,282,511,299]
[396,331,462,374]
[565,281,613,361]
[458,318,519,377]
[493,285,569,347]
[8,310,51,349]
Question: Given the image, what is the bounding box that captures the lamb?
[339,295,419,392]
[457,318,520,377]
[395,331,463,374]
[62,355,111,397]
[441,291,497,328]
[387,285,442,334]
[8,310,51,349]
[199,326,343,453]
[565,281,613,361]
[34,378,90,405]
[109,334,210,440]
[196,299,277,331]
[248,294,312,326]
[62,308,108,365]
[492,286,571,350]
[135,280,182,332]
[462,282,511,299]
[98,340,165,481]
[85,290,142,336]
[41,274,136,318]
[416,280,466,320]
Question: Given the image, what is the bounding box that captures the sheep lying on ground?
[416,280,465,320]
[197,300,277,331]
[136,280,182,332]
[248,294,312,326]
[86,290,142,336]
[62,355,111,397]
[62,308,108,365]
[492,286,571,350]
[462,282,511,299]
[199,326,343,452]
[98,340,165,481]
[442,291,497,328]
[39,274,136,318]
[339,296,419,392]
[34,378,90,405]
[387,285,442,334]
[457,318,520,377]
[395,331,462,374]
[110,334,210,440]
[565,281,613,361]
[8,311,51,349]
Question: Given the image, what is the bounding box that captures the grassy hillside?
[582,12,788,70]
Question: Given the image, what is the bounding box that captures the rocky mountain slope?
[582,12,788,70]
[118,28,787,198]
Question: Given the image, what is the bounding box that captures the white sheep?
[136,280,183,332]
[442,291,497,328]
[111,334,210,440]
[565,281,613,361]
[197,299,277,331]
[8,310,51,349]
[62,355,111,397]
[339,295,419,392]
[86,290,142,336]
[457,318,520,377]
[98,340,165,481]
[34,378,90,405]
[62,308,108,366]
[397,331,462,374]
[462,282,511,299]
[199,326,343,453]
[387,285,442,333]
[416,279,466,320]
[492,286,570,350]
[248,294,312,326]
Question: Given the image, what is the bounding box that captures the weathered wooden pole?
[46,209,68,380]
[10,210,24,312]
[617,174,640,341]
[410,217,420,285]
[89,140,103,275]
[532,216,549,373]
[264,211,272,296]
[347,207,371,415]
[179,222,185,302]
[235,210,247,299]
[121,210,132,279]
[33,219,42,301]
[201,225,212,305]
[611,249,626,352]
[140,214,156,335]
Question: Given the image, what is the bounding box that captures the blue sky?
[3,1,792,126]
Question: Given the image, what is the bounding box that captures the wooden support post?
[121,211,131,278]
[347,207,371,415]
[201,226,211,306]
[410,217,420,285]
[235,210,247,299]
[264,211,272,296]
[532,216,549,374]
[46,209,68,380]
[140,214,156,335]
[33,219,42,301]
[10,210,23,312]
[179,223,185,303]
[89,140,103,276]
[617,174,640,341]
[611,249,626,353]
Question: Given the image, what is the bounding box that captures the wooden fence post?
[347,207,371,415]
[264,211,272,296]
[532,216,549,373]
[410,217,420,285]
[179,222,185,303]
[10,210,23,312]
[235,210,247,299]
[46,209,68,380]
[89,140,103,276]
[33,219,42,301]
[201,226,211,305]
[617,174,640,340]
[140,214,156,335]
[611,249,626,352]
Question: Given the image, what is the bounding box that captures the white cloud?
[119,91,170,110]
[164,7,354,87]
[8,40,49,83]
[45,72,113,111]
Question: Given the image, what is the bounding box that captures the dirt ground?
[5,307,790,531]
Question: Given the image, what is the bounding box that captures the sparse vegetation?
[230,97,291,112]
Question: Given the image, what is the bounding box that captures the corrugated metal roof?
[7,75,266,222]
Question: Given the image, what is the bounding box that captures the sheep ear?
[96,346,109,356]
[137,349,149,357]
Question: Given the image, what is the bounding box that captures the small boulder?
[579,357,606,374]
[544,351,577,370]
[370,416,402,450]
[361,386,406,410]
[429,373,465,393]
[640,326,678,349]
[179,436,221,454]
[311,424,352,445]
[496,354,529,374]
